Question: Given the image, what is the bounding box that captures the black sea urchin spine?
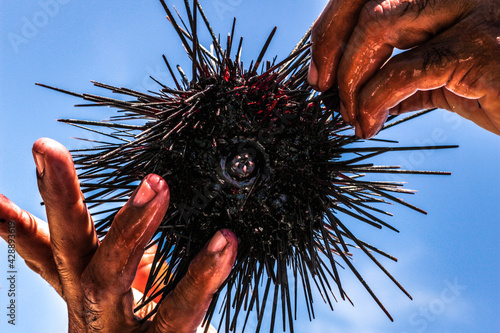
[37,1,457,332]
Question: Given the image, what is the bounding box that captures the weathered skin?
[0,137,237,333]
[308,0,500,138]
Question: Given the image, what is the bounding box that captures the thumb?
[151,229,238,333]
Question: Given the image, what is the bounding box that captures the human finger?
[308,0,367,91]
[0,194,61,294]
[358,19,500,138]
[79,175,169,329]
[387,89,500,135]
[337,0,467,126]
[151,229,238,333]
[83,174,169,295]
[33,137,99,319]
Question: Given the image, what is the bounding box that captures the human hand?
[308,0,500,138]
[0,138,238,333]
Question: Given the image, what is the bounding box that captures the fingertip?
[217,229,238,264]
[354,123,366,139]
[32,137,50,153]
[143,174,168,194]
[308,47,337,93]
[356,108,389,139]
[204,229,238,270]
[0,195,16,233]
[207,230,229,253]
[32,137,70,157]
[189,229,238,287]
[308,60,320,91]
[32,137,74,179]
[32,139,49,178]
[145,174,170,204]
[0,193,11,207]
[130,174,170,213]
[116,175,169,243]
[339,101,352,125]
[152,230,238,332]
[132,174,167,208]
[32,138,81,204]
[0,193,16,217]
[218,229,238,249]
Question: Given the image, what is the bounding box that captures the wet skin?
[308,0,500,138]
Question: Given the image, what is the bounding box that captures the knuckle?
[357,1,398,41]
[451,63,498,98]
[154,311,177,332]
[184,268,205,291]
[452,66,480,93]
[400,0,435,15]
[83,294,105,332]
[360,0,393,28]
[155,289,195,331]
[360,0,435,30]
[175,268,213,304]
[421,45,456,71]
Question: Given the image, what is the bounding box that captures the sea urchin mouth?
[220,138,267,189]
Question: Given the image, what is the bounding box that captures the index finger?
[308,0,367,92]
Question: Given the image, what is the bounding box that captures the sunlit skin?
[0,138,237,333]
[308,0,500,138]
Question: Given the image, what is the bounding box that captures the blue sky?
[0,1,499,332]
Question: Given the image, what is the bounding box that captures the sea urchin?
[37,1,457,332]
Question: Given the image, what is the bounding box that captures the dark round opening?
[227,150,256,180]
[219,138,269,190]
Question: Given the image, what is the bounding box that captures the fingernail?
[207,230,228,253]
[132,176,160,208]
[308,60,319,90]
[339,102,352,125]
[355,123,366,139]
[33,151,45,178]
